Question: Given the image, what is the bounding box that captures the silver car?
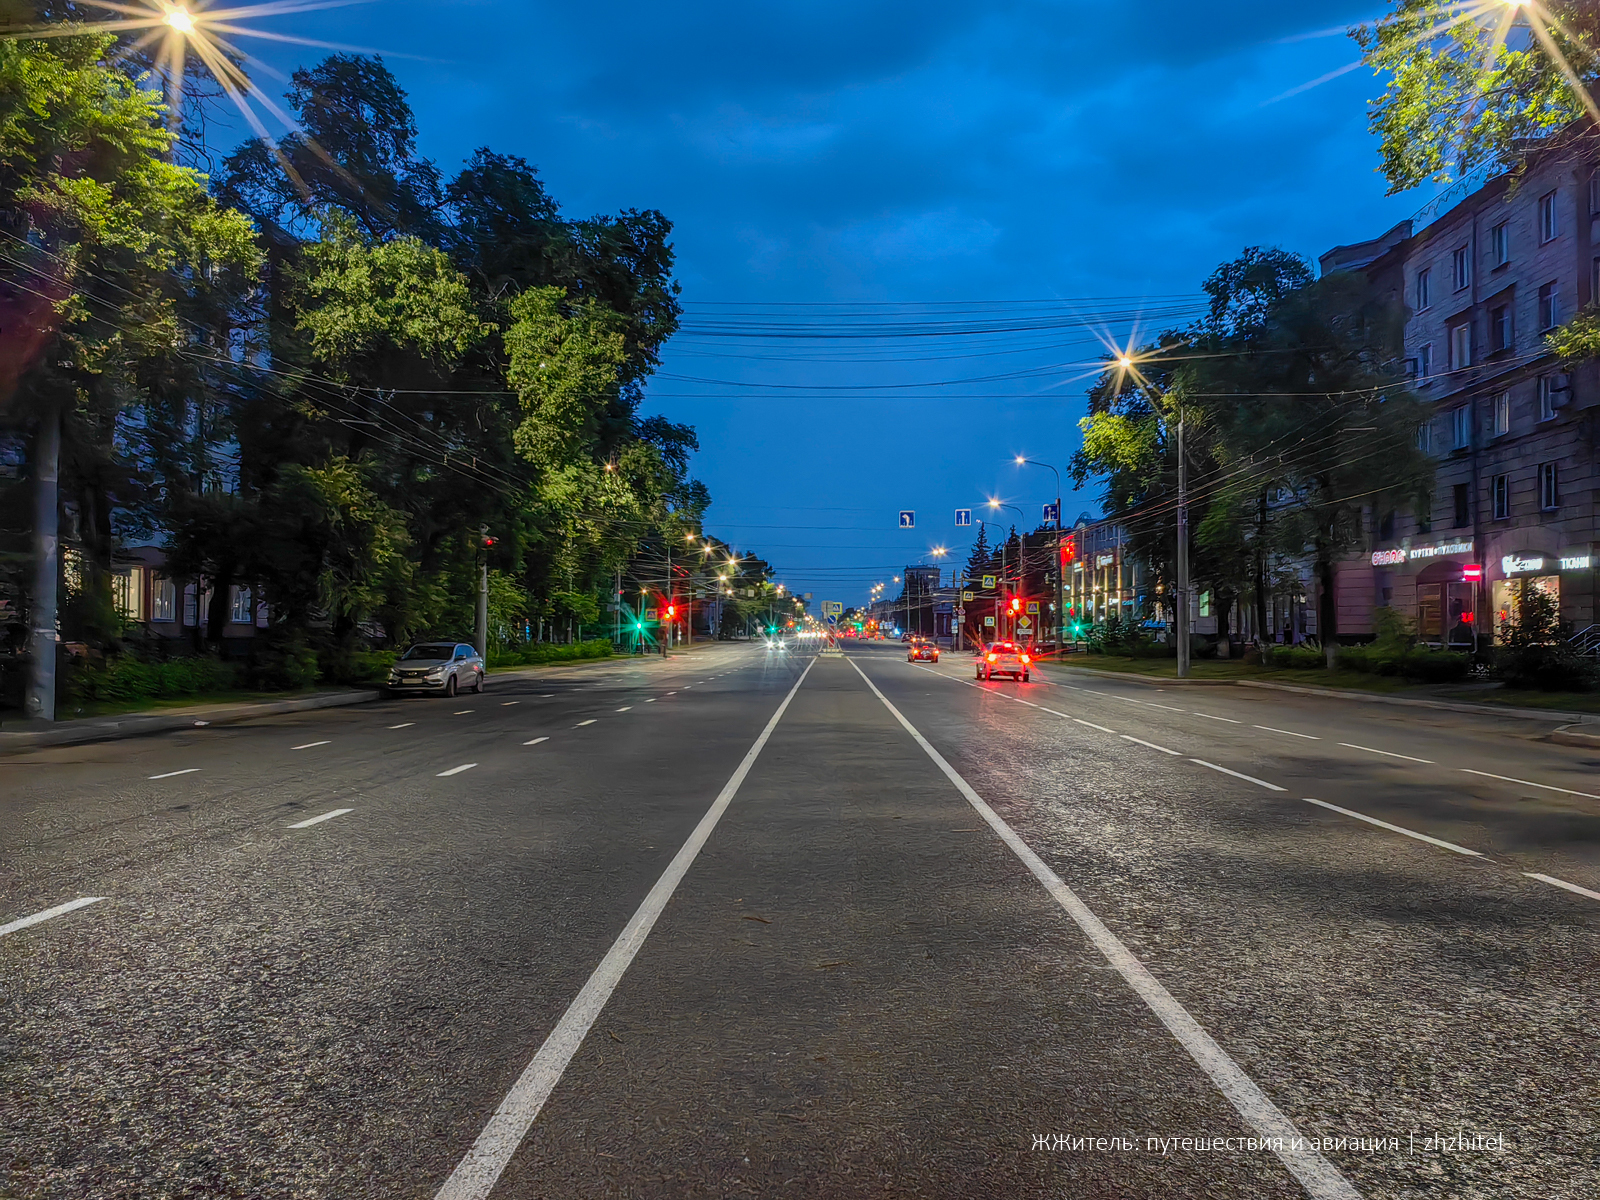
[387,642,486,697]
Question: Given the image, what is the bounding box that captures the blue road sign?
[1043,502,1060,524]
[954,508,972,527]
[899,510,915,528]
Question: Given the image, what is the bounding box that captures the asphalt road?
[1,641,1595,1199]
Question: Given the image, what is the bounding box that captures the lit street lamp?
[1014,457,1065,657]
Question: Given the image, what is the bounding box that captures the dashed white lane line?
[1460,768,1600,801]
[292,740,331,751]
[1338,742,1434,764]
[454,709,475,715]
[148,768,199,780]
[1255,724,1317,740]
[1121,735,1181,756]
[1074,718,1117,733]
[616,706,633,712]
[501,701,520,707]
[1145,702,1186,712]
[437,763,478,777]
[288,807,354,829]
[432,658,817,1200]
[1524,872,1600,902]
[0,897,108,939]
[1192,759,1285,792]
[389,723,415,730]
[665,691,677,696]
[644,698,656,703]
[846,657,1360,1200]
[575,719,596,727]
[1302,798,1481,857]
[540,694,555,697]
[524,737,549,746]
[1192,712,1240,723]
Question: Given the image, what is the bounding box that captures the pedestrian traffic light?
[1009,597,1021,613]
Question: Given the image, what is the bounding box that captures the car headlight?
[424,667,444,679]
[387,671,401,682]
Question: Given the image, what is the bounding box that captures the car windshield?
[401,644,456,661]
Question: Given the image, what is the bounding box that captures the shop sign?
[1095,553,1116,568]
[1370,537,1474,567]
[1371,549,1405,565]
[1501,554,1545,576]
[1560,554,1593,570]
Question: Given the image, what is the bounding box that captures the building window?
[1452,483,1469,527]
[229,585,252,624]
[1449,322,1470,369]
[1417,420,1433,454]
[1539,281,1560,330]
[1492,473,1509,519]
[152,577,175,622]
[112,570,142,621]
[1490,221,1510,266]
[183,582,198,627]
[1538,374,1557,420]
[1540,461,1560,510]
[1539,190,1559,242]
[1450,405,1471,449]
[1417,342,1433,380]
[1417,267,1432,311]
[1493,391,1510,435]
[1490,303,1512,350]
[1452,244,1471,290]
[1379,509,1396,540]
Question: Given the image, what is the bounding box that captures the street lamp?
[1014,457,1065,658]
[986,499,1024,641]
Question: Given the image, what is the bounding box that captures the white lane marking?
[1071,716,1117,734]
[292,740,331,751]
[0,897,108,939]
[1121,735,1181,756]
[665,691,677,696]
[437,763,478,777]
[1302,798,1481,857]
[523,737,549,746]
[287,807,353,829]
[1460,768,1600,801]
[501,701,520,707]
[454,710,475,715]
[1255,725,1317,740]
[616,707,632,712]
[1145,702,1186,712]
[1524,872,1600,902]
[1338,742,1433,764]
[148,768,199,780]
[846,657,1360,1200]
[434,657,817,1200]
[683,686,693,690]
[389,723,415,730]
[575,719,597,727]
[1191,760,1286,792]
[1192,712,1240,723]
[1111,695,1147,705]
[540,694,554,697]
[644,698,656,703]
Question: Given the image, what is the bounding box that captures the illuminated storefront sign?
[1502,554,1545,575]
[1559,554,1592,570]
[1095,553,1116,568]
[1370,538,1473,567]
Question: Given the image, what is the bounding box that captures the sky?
[219,0,1436,608]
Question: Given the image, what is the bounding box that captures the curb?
[1233,680,1599,725]
[1050,665,1232,687]
[1549,724,1600,749]
[0,689,380,754]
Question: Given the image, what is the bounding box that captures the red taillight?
[986,653,997,662]
[1020,653,1030,663]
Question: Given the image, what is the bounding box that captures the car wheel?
[472,670,484,694]
[1022,672,1031,682]
[444,674,457,698]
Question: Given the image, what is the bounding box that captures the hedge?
[70,655,239,704]
[1265,643,1471,682]
[487,640,614,669]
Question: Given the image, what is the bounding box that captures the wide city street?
[3,641,1595,1200]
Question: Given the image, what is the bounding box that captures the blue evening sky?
[227,1,1431,606]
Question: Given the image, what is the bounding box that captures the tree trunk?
[1317,548,1338,669]
[1253,487,1269,648]
[206,569,234,648]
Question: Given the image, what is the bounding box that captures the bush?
[487,639,614,668]
[1263,645,1325,670]
[69,654,238,704]
[248,636,321,691]
[1494,587,1597,692]
[1399,649,1471,683]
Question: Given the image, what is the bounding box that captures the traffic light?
[481,534,496,549]
[664,604,677,619]
[1009,597,1022,613]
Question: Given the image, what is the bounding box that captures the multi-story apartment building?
[1322,143,1599,646]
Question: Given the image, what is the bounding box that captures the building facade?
[1324,144,1599,645]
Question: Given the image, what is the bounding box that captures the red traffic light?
[1009,597,1022,611]
[481,536,497,548]
[664,605,676,619]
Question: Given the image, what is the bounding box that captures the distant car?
[900,632,914,642]
[387,641,485,697]
[976,641,1030,682]
[908,641,939,663]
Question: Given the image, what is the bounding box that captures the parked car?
[976,641,1030,682]
[386,642,485,697]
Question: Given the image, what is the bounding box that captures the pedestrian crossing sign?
[982,575,995,589]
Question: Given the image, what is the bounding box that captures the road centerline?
[287,808,354,829]
[0,897,109,939]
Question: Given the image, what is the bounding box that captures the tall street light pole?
[1015,457,1064,658]
[986,500,1024,641]
[1117,355,1188,679]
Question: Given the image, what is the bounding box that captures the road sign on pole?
[962,590,974,601]
[954,508,972,527]
[1018,616,1033,630]
[983,615,995,627]
[982,575,996,589]
[1043,502,1060,524]
[823,600,843,616]
[898,510,915,528]
[1025,601,1039,614]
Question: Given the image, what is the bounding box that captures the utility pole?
[614,565,622,647]
[475,524,489,659]
[665,539,672,650]
[26,408,60,721]
[1176,415,1190,679]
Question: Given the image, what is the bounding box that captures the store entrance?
[1415,561,1475,647]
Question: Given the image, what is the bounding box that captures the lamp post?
[986,500,1024,641]
[1117,355,1188,678]
[1015,457,1065,658]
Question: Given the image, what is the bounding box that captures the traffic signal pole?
[1176,415,1190,679]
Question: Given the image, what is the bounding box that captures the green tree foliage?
[1354,1,1600,193]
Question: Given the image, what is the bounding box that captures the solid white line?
[434,657,817,1200]
[844,657,1360,1200]
[575,719,596,727]
[287,807,353,829]
[523,737,549,746]
[616,706,632,712]
[292,741,331,750]
[1460,768,1600,801]
[1338,742,1433,764]
[1255,725,1317,740]
[1191,759,1286,792]
[0,897,108,939]
[148,768,200,780]
[436,764,477,777]
[1192,712,1240,723]
[1524,872,1600,902]
[1121,735,1181,756]
[1302,798,1481,857]
[389,723,415,730]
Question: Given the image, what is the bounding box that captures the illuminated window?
[152,577,175,622]
[112,570,142,620]
[230,586,253,624]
